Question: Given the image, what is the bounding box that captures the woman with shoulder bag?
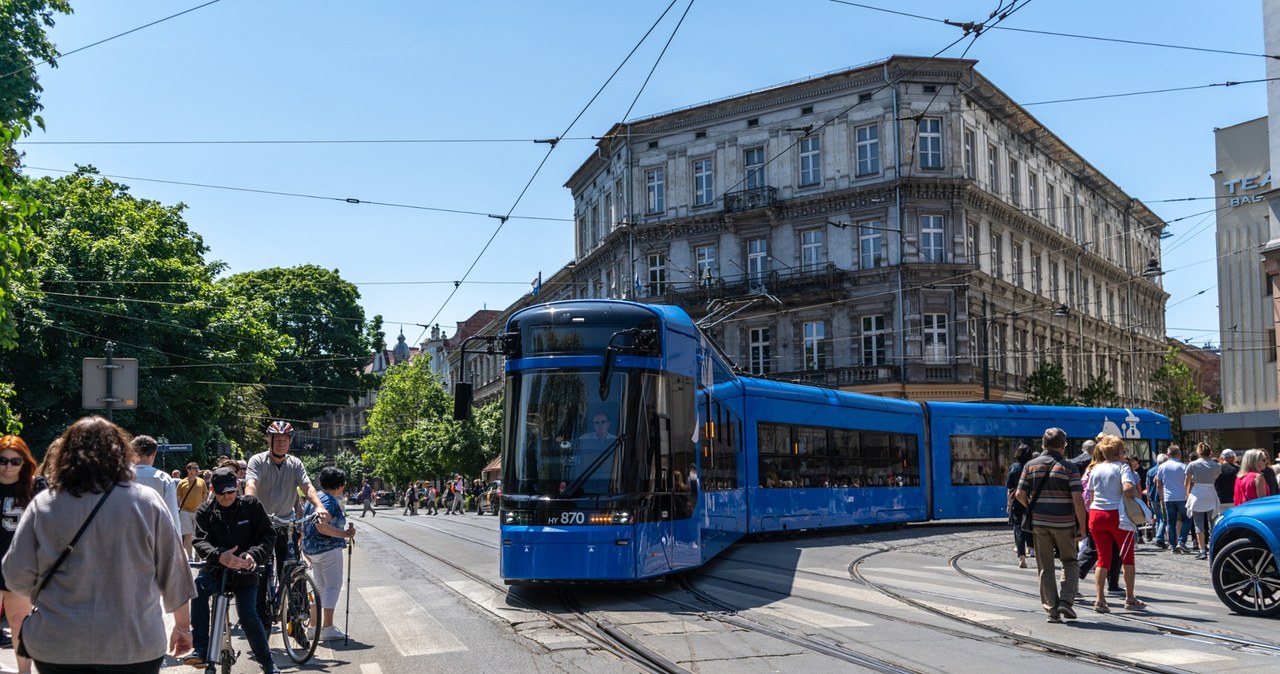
[1006,444,1033,568]
[1086,434,1146,613]
[1,417,196,674]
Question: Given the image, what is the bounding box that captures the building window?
[987,145,1000,193]
[1031,250,1042,295]
[590,204,600,247]
[919,117,943,169]
[744,147,765,190]
[966,223,977,263]
[646,253,667,296]
[920,215,945,262]
[1075,202,1086,241]
[1046,183,1057,226]
[747,237,769,288]
[749,327,772,375]
[799,135,821,186]
[645,168,664,214]
[802,321,826,370]
[693,158,714,206]
[923,314,947,364]
[695,244,717,285]
[1008,158,1020,206]
[800,229,825,271]
[990,232,1003,280]
[1027,173,1038,218]
[862,316,887,366]
[860,222,884,269]
[1011,239,1023,286]
[963,127,975,179]
[855,123,880,176]
[991,323,1005,373]
[1014,329,1028,376]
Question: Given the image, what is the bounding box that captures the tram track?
[948,542,1280,657]
[360,516,690,674]
[848,549,1190,674]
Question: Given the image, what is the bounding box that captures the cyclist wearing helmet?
[245,421,329,628]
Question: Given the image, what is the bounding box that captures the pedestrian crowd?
[1010,427,1278,623]
[391,475,491,517]
[0,416,360,674]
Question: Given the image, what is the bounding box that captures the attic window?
[801,105,813,115]
[923,85,937,94]
[747,118,759,127]
[858,93,872,103]
[647,141,658,149]
[695,131,706,139]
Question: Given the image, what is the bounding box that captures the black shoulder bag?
[17,484,116,659]
[1020,467,1048,534]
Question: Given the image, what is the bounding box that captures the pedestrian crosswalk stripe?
[1118,648,1230,665]
[718,568,899,607]
[689,583,870,628]
[358,585,467,656]
[444,579,526,623]
[360,664,384,674]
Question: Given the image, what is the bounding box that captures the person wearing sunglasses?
[0,436,42,674]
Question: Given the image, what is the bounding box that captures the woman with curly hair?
[1,416,196,674]
[0,435,41,674]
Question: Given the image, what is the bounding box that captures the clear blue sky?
[17,0,1265,350]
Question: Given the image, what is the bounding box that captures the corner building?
[561,56,1167,403]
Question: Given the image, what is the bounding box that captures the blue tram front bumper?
[501,524,638,581]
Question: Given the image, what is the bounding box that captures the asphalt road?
[3,508,1271,673]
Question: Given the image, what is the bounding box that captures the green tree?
[1077,370,1118,408]
[0,0,72,126]
[1151,346,1208,446]
[1023,360,1075,406]
[359,355,469,485]
[218,266,380,423]
[1,168,285,453]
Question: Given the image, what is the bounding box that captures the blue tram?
[480,300,1170,583]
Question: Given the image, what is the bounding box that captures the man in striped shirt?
[1016,427,1088,623]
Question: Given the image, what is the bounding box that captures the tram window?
[701,402,739,490]
[950,436,1036,486]
[1123,440,1152,469]
[795,427,827,487]
[831,429,859,487]
[758,423,790,487]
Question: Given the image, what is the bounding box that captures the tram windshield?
[508,369,628,497]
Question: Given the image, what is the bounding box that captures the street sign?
[157,444,192,453]
[81,357,138,409]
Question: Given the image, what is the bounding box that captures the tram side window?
[702,401,740,490]
[831,429,860,487]
[862,432,920,487]
[758,423,792,487]
[1124,440,1152,469]
[795,426,826,487]
[950,436,1036,486]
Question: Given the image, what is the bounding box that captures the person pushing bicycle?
[185,467,277,674]
[245,421,329,628]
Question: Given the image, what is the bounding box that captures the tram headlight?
[503,510,532,525]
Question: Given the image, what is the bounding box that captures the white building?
[557,56,1167,403]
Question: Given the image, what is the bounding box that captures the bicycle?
[188,561,259,674]
[265,513,322,664]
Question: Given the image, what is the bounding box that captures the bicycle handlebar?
[268,511,319,527]
[188,559,261,575]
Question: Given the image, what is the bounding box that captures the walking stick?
[344,536,353,646]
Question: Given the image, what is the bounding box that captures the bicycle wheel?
[218,647,234,674]
[280,570,321,663]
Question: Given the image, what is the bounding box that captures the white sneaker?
[320,625,346,640]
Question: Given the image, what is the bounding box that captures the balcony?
[724,186,779,213]
[658,263,849,311]
[771,365,900,387]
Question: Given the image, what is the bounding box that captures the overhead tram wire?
[20,166,573,223]
[827,0,1278,59]
[19,136,602,146]
[0,0,227,81]
[416,0,689,335]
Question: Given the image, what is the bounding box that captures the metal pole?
[344,537,353,646]
[104,341,115,421]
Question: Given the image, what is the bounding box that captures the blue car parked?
[1210,495,1280,616]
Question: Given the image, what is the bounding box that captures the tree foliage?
[0,168,286,454]
[1151,346,1208,446]
[0,0,72,126]
[1077,370,1118,409]
[358,356,499,486]
[217,266,380,423]
[1023,360,1075,407]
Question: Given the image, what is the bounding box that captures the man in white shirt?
[131,434,182,533]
